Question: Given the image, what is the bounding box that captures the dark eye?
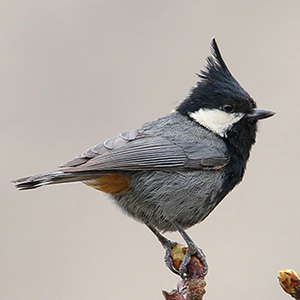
[222,104,234,113]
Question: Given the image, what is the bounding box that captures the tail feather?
[12,170,100,190]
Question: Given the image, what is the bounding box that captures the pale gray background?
[1,1,299,299]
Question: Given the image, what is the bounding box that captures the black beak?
[247,108,275,120]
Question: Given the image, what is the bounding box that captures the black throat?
[218,118,258,200]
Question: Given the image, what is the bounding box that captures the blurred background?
[1,1,299,299]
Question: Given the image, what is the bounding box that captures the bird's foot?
[147,225,180,275]
[177,242,208,278]
[147,223,208,278]
[163,240,182,276]
[172,221,208,278]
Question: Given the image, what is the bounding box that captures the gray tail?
[12,170,99,190]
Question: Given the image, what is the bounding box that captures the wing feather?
[61,130,229,173]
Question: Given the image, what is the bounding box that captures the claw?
[147,223,208,278]
[178,244,208,277]
[172,221,208,277]
[147,225,180,275]
[164,242,181,276]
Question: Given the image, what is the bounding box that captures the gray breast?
[113,112,227,231]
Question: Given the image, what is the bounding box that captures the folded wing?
[61,129,229,172]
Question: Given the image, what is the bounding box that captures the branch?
[162,243,207,300]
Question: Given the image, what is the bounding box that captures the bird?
[12,38,275,277]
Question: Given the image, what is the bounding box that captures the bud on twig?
[278,269,300,299]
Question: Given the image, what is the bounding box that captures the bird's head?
[177,38,275,139]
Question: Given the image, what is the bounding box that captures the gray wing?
[61,129,229,172]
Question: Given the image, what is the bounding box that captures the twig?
[162,244,207,300]
[278,269,300,299]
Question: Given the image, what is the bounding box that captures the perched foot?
[147,223,208,278]
[147,225,180,275]
[173,221,208,278]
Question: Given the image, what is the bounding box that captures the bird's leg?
[146,225,180,275]
[172,221,208,277]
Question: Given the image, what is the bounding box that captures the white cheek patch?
[189,108,244,137]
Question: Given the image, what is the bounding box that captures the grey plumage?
[62,112,228,172]
[113,113,228,231]
[110,112,229,231]
[12,39,275,278]
[115,168,225,232]
[13,112,228,231]
[13,170,101,190]
[12,38,274,239]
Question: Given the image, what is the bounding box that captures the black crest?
[177,38,254,115]
[199,38,232,81]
